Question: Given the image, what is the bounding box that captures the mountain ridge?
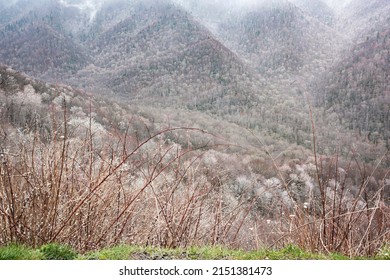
[0,0,388,157]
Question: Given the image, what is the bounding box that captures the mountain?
[0,0,388,157]
[175,0,344,87]
[216,0,342,77]
[0,1,389,255]
[1,61,388,255]
[79,0,257,108]
[289,0,335,25]
[0,0,92,78]
[315,27,390,149]
[309,0,390,151]
[338,0,390,41]
[0,0,39,26]
[0,0,258,110]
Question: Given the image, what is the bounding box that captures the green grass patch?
[79,244,366,260]
[0,244,42,260]
[40,243,77,260]
[80,244,142,260]
[261,244,327,260]
[376,245,390,260]
[0,243,389,260]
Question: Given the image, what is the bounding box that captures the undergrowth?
[1,243,389,260]
[0,98,388,258]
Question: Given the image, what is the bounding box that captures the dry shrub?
[0,110,255,252]
[245,106,390,257]
[0,101,388,257]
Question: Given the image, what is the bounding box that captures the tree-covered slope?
[315,28,390,148]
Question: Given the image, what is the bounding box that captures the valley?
[0,0,388,257]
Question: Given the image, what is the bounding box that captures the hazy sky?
[5,0,355,5]
[57,0,354,8]
[5,0,354,18]
[52,0,357,23]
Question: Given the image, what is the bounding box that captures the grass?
[0,244,42,260]
[1,243,388,260]
[39,243,77,260]
[377,245,390,260]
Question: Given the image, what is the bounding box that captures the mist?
[3,0,357,12]
[1,0,358,31]
[322,0,353,10]
[58,0,105,21]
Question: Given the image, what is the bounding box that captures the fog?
[4,0,356,19]
[322,0,353,10]
[59,0,104,21]
[4,0,353,10]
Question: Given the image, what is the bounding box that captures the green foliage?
[376,244,390,260]
[1,243,384,260]
[82,244,140,260]
[185,246,235,260]
[328,252,350,260]
[39,243,77,260]
[0,244,41,260]
[263,244,325,260]
[80,244,362,260]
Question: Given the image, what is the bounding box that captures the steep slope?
[310,0,390,151]
[0,0,91,79]
[71,0,258,109]
[0,0,258,110]
[338,0,390,41]
[0,0,41,27]
[315,28,390,149]
[289,0,335,25]
[1,63,388,255]
[217,0,342,78]
[175,0,343,83]
[0,0,387,158]
[0,23,90,77]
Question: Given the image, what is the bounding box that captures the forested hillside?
[0,0,388,257]
[309,0,390,155]
[315,28,390,149]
